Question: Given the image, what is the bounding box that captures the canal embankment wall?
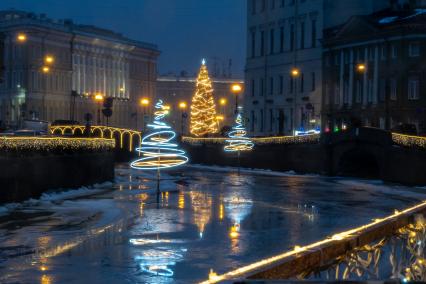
[0,138,115,203]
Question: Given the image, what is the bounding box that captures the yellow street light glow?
[42,66,50,73]
[231,84,242,93]
[220,98,227,105]
[216,115,224,121]
[94,93,104,101]
[44,55,54,64]
[357,64,366,72]
[291,68,300,77]
[140,98,150,106]
[17,33,27,42]
[179,102,187,109]
[119,87,125,92]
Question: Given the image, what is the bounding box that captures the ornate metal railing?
[203,201,426,283]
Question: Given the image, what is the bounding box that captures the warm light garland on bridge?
[0,137,115,152]
[200,201,426,284]
[183,134,320,146]
[131,99,189,170]
[50,125,141,151]
[392,133,426,149]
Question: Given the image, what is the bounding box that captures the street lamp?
[16,33,27,43]
[231,83,242,114]
[41,66,50,74]
[140,98,150,132]
[356,63,366,73]
[44,55,54,64]
[94,93,104,125]
[291,67,301,135]
[179,101,187,135]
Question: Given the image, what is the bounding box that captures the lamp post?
[291,67,300,135]
[94,93,104,125]
[140,98,150,132]
[231,84,242,114]
[216,115,224,131]
[179,101,187,135]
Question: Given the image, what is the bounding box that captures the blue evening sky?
[0,0,247,78]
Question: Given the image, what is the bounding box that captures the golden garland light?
[190,59,218,137]
[224,114,254,152]
[0,137,114,152]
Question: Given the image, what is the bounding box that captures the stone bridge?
[182,127,426,185]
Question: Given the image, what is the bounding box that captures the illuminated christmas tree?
[131,99,188,201]
[224,114,254,175]
[224,114,254,152]
[190,59,218,137]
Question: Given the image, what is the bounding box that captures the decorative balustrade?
[203,201,426,283]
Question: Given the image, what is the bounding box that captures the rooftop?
[0,9,158,51]
[324,8,426,44]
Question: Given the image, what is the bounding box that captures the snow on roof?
[379,16,398,24]
[403,8,426,20]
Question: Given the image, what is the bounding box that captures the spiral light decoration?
[224,114,254,152]
[131,99,189,170]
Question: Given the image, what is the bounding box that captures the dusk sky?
[0,0,247,78]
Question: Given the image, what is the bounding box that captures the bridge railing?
[182,134,320,146]
[392,133,426,149]
[49,125,141,151]
[203,201,426,283]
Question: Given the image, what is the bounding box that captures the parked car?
[391,123,418,136]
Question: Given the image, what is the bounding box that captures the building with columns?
[323,7,426,134]
[244,0,389,136]
[0,10,159,130]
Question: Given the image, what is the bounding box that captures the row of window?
[326,77,420,105]
[250,72,316,96]
[251,19,317,57]
[325,42,421,66]
[251,0,307,14]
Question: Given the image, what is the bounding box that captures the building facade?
[323,7,426,134]
[0,10,159,130]
[244,0,389,136]
[157,75,244,135]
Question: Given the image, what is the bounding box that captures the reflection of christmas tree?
[131,99,189,170]
[190,59,218,137]
[224,114,254,152]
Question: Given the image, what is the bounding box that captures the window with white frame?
[408,77,420,100]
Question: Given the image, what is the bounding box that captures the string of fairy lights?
[0,137,115,152]
[183,134,320,146]
[190,59,219,137]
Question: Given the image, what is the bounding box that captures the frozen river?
[0,164,425,283]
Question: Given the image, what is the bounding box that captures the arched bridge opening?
[337,148,380,179]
